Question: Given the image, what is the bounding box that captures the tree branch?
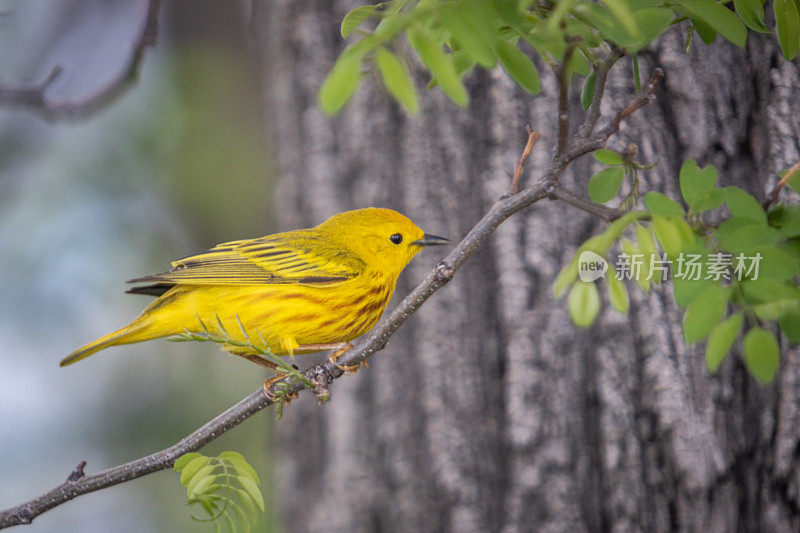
[559,67,664,168]
[549,184,622,222]
[0,0,161,121]
[555,43,577,155]
[0,65,664,530]
[578,44,625,138]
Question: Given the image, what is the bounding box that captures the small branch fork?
[0,0,161,120]
[579,44,625,137]
[0,65,663,529]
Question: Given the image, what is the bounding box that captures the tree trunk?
[252,2,800,531]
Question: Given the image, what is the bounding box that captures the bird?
[60,208,449,375]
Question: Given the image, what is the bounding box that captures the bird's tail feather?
[60,318,153,367]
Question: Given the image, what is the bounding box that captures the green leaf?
[742,279,800,319]
[705,312,743,372]
[652,215,694,257]
[573,3,640,49]
[673,276,716,308]
[632,53,641,93]
[683,284,731,343]
[634,8,675,44]
[644,191,685,217]
[554,260,579,298]
[375,48,419,113]
[581,70,597,110]
[174,452,202,472]
[685,21,695,51]
[779,310,800,342]
[494,40,541,94]
[679,160,717,211]
[606,273,629,313]
[621,237,649,291]
[785,167,800,194]
[693,188,725,213]
[594,149,623,166]
[187,465,217,496]
[725,187,767,223]
[678,0,748,47]
[691,17,718,45]
[752,299,800,320]
[547,0,580,31]
[449,50,476,79]
[218,497,251,530]
[768,205,800,237]
[568,49,592,77]
[341,5,377,38]
[743,328,780,384]
[218,451,260,485]
[491,0,530,33]
[319,50,364,114]
[407,27,468,106]
[237,476,265,513]
[179,455,212,486]
[749,247,800,280]
[588,166,625,203]
[775,0,800,60]
[782,237,800,260]
[734,0,771,33]
[440,1,496,67]
[637,222,659,283]
[568,281,601,328]
[741,278,800,305]
[715,218,780,252]
[601,0,640,39]
[230,487,261,525]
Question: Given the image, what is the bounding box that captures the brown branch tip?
[764,159,800,209]
[508,126,540,195]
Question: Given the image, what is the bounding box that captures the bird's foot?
[262,374,298,404]
[326,342,363,374]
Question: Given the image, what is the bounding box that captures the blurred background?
[0,0,280,530]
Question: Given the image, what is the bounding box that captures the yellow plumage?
[61,208,448,367]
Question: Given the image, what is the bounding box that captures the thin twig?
[0,0,161,121]
[593,68,663,145]
[0,64,664,531]
[579,45,625,137]
[508,126,540,195]
[763,159,800,209]
[559,68,664,169]
[549,184,622,222]
[555,43,577,155]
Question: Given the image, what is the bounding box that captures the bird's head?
[317,207,449,275]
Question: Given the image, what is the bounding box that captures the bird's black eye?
[389,233,403,245]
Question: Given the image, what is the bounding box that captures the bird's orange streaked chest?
[335,271,396,338]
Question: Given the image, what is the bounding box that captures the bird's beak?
[412,233,450,246]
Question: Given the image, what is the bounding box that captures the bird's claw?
[262,375,298,404]
[327,343,364,374]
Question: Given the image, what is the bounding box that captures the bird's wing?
[127,232,365,287]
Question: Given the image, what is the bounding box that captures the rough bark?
[252,2,800,531]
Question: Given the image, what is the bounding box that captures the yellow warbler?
[61,208,448,368]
